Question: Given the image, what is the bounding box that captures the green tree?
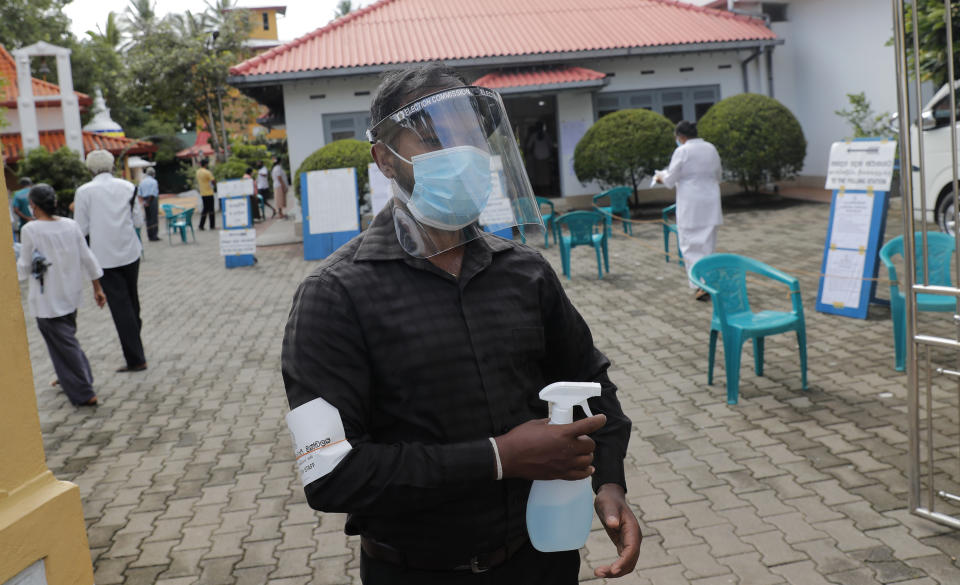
[835,92,892,139]
[293,140,373,205]
[0,0,73,50]
[334,1,354,18]
[698,93,806,193]
[17,147,91,213]
[124,5,250,161]
[212,142,271,180]
[902,0,960,86]
[573,109,675,205]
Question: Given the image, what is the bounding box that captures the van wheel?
[936,190,959,235]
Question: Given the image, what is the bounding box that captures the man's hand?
[593,483,641,578]
[495,415,606,480]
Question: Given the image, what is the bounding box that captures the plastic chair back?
[557,211,604,246]
[592,187,633,235]
[536,196,557,247]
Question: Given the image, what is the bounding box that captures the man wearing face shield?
[282,64,639,584]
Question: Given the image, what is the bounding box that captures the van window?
[931,90,960,125]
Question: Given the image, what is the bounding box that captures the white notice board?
[824,140,897,192]
[219,228,256,256]
[223,197,249,229]
[217,178,254,197]
[305,168,360,235]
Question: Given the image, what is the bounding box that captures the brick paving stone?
[791,539,861,575]
[771,560,840,585]
[741,530,807,566]
[197,555,242,585]
[717,552,785,585]
[815,520,884,552]
[632,535,680,570]
[672,544,730,579]
[863,527,942,560]
[649,517,704,549]
[716,506,776,537]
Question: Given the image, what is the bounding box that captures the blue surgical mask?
[676,139,683,147]
[390,145,493,229]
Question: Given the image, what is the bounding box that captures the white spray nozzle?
[539,381,602,425]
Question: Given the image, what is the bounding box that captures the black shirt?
[282,200,631,558]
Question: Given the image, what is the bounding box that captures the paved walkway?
[19,194,960,584]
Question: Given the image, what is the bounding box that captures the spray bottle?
[526,381,602,552]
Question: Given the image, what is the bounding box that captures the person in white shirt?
[257,160,276,218]
[655,120,723,302]
[271,156,289,219]
[17,184,107,406]
[74,149,148,372]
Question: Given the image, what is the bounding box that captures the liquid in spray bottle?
[526,381,602,552]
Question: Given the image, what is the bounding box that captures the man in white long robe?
[656,120,723,301]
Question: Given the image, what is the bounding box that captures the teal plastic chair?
[555,211,609,279]
[662,204,683,266]
[536,196,558,247]
[690,254,808,404]
[880,232,956,372]
[162,204,196,244]
[593,187,633,237]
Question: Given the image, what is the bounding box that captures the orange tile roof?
[0,45,92,108]
[1,130,157,163]
[230,0,776,77]
[475,66,607,90]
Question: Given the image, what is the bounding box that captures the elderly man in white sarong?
[655,120,723,301]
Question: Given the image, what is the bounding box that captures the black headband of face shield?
[367,86,503,145]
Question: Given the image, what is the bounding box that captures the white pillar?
[14,53,39,154]
[56,53,84,160]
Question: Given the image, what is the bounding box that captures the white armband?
[286,397,352,486]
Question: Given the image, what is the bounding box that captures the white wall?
[4,106,73,134]
[772,0,897,178]
[282,74,379,183]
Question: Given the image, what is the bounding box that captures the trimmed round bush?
[212,159,247,181]
[697,93,807,193]
[293,139,373,204]
[574,109,675,201]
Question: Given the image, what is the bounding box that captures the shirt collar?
[354,198,512,264]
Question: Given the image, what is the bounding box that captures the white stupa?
[82,88,124,137]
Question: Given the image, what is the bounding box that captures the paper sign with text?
[824,140,897,191]
[219,229,256,256]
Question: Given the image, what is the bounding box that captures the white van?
[910,82,960,233]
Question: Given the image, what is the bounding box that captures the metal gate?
[892,0,960,529]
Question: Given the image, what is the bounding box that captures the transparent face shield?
[368,86,543,258]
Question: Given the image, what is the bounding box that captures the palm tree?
[334,0,353,18]
[86,12,123,49]
[121,0,158,37]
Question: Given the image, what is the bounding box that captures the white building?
[228,0,780,198]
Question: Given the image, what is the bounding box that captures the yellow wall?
[0,145,93,584]
[245,9,281,41]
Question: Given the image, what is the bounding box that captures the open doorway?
[503,95,560,197]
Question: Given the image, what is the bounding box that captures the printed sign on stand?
[368,163,391,217]
[219,179,256,268]
[816,138,896,319]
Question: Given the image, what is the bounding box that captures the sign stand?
[815,138,896,318]
[218,178,256,269]
[302,168,361,261]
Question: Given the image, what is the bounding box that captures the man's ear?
[371,143,397,179]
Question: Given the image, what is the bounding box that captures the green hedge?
[573,109,675,202]
[697,93,807,193]
[293,139,373,205]
[17,147,91,214]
